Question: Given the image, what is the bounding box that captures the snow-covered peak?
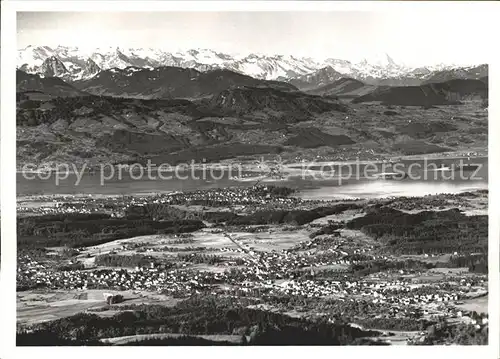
[323,58,355,75]
[173,48,233,66]
[40,56,68,77]
[357,53,400,68]
[17,45,477,83]
[17,45,54,71]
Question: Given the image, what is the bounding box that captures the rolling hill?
[16,70,87,97]
[422,65,488,85]
[352,79,488,106]
[306,78,378,99]
[287,66,345,90]
[72,67,297,99]
[15,85,354,167]
[15,65,488,168]
[207,86,348,117]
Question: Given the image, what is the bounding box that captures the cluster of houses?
[18,261,211,296]
[290,236,374,255]
[17,195,123,216]
[291,148,383,163]
[18,203,99,216]
[17,188,488,327]
[240,278,468,307]
[18,244,485,316]
[18,185,304,218]
[141,186,300,207]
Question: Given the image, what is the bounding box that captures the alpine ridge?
[71,67,298,99]
[17,45,485,86]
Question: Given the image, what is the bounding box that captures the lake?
[17,157,488,200]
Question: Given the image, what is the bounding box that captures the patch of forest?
[17,213,205,249]
[17,295,377,346]
[228,203,361,226]
[346,207,487,255]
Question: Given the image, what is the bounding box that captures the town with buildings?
[16,186,489,345]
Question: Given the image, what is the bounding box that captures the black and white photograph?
[1,1,498,353]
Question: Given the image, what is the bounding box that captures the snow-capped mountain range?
[17,45,480,86]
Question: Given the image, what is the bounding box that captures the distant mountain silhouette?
[353,78,487,106]
[422,64,488,85]
[306,77,377,98]
[207,86,348,117]
[15,62,487,168]
[16,70,87,97]
[73,67,297,99]
[288,66,345,90]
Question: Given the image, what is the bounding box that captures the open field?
[451,295,488,314]
[100,333,243,345]
[361,329,422,346]
[17,289,179,326]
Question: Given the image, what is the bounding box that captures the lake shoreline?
[15,153,488,174]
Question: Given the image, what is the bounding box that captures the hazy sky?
[17,11,491,66]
